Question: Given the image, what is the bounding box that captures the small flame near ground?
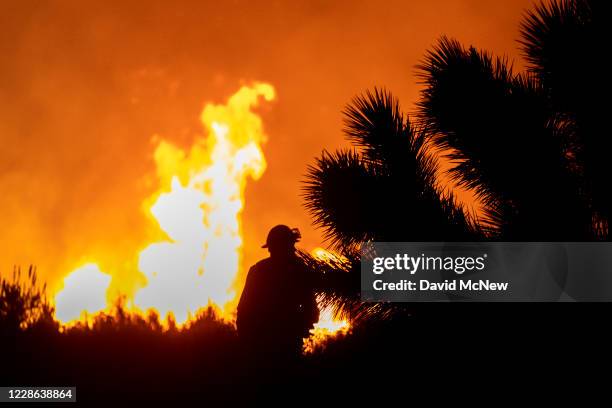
[53,84,350,349]
[303,248,352,353]
[311,247,349,264]
[303,296,351,354]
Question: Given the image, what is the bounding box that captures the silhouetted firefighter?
[237,225,319,360]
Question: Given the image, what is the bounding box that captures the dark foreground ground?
[2,303,610,405]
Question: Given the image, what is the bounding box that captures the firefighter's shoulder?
[251,257,273,272]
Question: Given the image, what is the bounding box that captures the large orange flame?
[53,83,350,347]
[54,263,111,324]
[134,83,274,324]
[54,83,274,325]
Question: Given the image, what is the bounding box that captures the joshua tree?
[303,0,607,253]
[303,89,480,252]
[417,35,593,241]
[519,0,609,238]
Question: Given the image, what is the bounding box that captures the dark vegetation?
[2,0,610,403]
[1,261,373,404]
[2,266,606,404]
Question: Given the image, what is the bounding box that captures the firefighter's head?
[262,224,301,256]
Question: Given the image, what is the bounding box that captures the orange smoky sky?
[0,0,535,294]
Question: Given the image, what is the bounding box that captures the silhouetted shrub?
[0,266,56,335]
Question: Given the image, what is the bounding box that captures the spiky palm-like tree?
[302,1,607,327]
[417,35,593,240]
[519,0,609,238]
[303,89,479,252]
[417,0,607,240]
[304,0,607,256]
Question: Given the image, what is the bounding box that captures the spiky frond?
[417,36,591,239]
[418,37,537,198]
[343,88,406,164]
[519,0,595,105]
[303,149,384,250]
[303,89,479,251]
[520,0,610,233]
[344,89,438,190]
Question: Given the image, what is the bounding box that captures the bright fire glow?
[53,83,351,350]
[311,247,348,264]
[303,247,352,352]
[54,83,275,326]
[304,300,351,354]
[134,83,274,324]
[54,263,111,324]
